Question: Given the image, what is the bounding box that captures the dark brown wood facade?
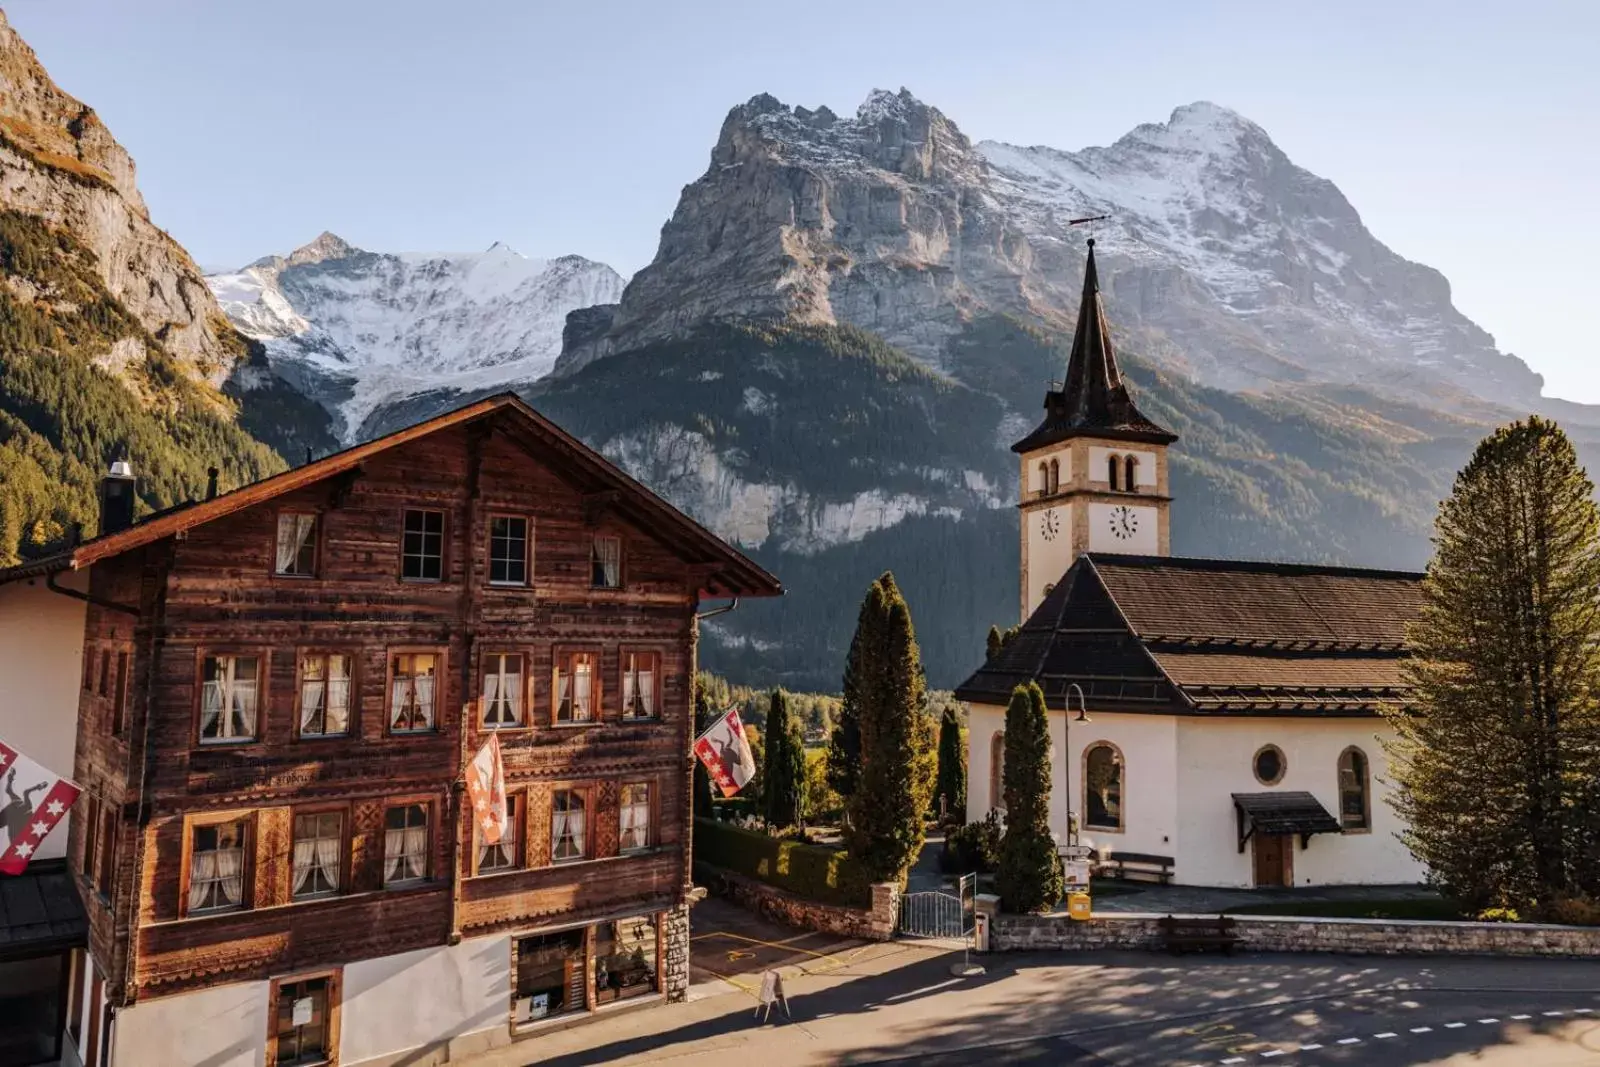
[58,403,778,1005]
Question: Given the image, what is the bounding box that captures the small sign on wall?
[291,998,314,1028]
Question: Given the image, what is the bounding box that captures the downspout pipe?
[47,569,140,616]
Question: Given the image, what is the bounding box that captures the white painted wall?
[112,977,269,1067]
[1174,718,1424,888]
[1085,502,1159,555]
[1023,503,1073,616]
[342,937,510,1066]
[1088,447,1157,489]
[0,574,86,860]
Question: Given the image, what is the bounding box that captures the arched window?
[1124,455,1138,492]
[1338,747,1370,831]
[990,731,1006,812]
[1037,461,1049,498]
[1083,742,1124,832]
[1106,454,1120,491]
[1049,458,1060,494]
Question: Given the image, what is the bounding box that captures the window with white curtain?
[274,512,318,576]
[619,782,651,852]
[390,652,438,733]
[621,652,658,720]
[291,812,344,899]
[552,790,586,862]
[481,653,524,728]
[554,652,597,724]
[200,655,260,743]
[299,653,351,737]
[476,794,522,873]
[383,804,430,885]
[188,821,247,913]
[591,536,621,589]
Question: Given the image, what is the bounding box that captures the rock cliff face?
[0,10,241,383]
[565,89,1545,415]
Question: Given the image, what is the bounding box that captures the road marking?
[1220,1058,1246,1064]
[1374,1032,1398,1039]
[1298,1044,1323,1051]
[1511,1014,1532,1020]
[1479,1018,1499,1024]
[1445,1022,1466,1028]
[1410,1026,1433,1033]
[1578,1008,1595,1014]
[884,978,964,1002]
[1260,1051,1286,1059]
[1336,1037,1362,1045]
[1544,1011,1566,1017]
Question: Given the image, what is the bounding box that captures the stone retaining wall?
[695,862,900,941]
[989,910,1600,958]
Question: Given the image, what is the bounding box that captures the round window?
[1253,744,1286,786]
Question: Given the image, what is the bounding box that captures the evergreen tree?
[995,683,1064,913]
[762,689,805,830]
[845,573,937,884]
[986,625,1003,663]
[827,580,884,803]
[934,705,967,821]
[1385,417,1600,913]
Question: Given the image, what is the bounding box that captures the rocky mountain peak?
[286,230,360,267]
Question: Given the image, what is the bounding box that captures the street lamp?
[1065,683,1091,847]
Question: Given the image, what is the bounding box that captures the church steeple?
[1012,239,1176,454]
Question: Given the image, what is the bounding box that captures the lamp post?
[1065,683,1091,847]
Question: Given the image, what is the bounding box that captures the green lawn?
[1222,898,1464,921]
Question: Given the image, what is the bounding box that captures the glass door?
[274,977,331,1066]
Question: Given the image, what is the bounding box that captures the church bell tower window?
[1124,455,1138,491]
[1106,454,1120,491]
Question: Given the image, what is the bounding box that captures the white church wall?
[1174,718,1425,888]
[966,703,1006,825]
[1088,447,1157,488]
[1085,502,1159,555]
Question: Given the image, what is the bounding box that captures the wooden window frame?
[386,647,445,736]
[550,785,593,864]
[97,648,110,698]
[93,801,116,899]
[290,803,352,902]
[472,790,525,876]
[1252,743,1287,786]
[266,967,343,1067]
[111,649,129,737]
[618,648,662,722]
[1082,740,1126,834]
[487,513,532,589]
[551,648,602,726]
[294,649,358,741]
[194,648,267,747]
[399,507,447,583]
[1337,746,1372,834]
[618,780,655,854]
[589,534,624,590]
[381,797,435,888]
[480,649,530,731]
[273,509,322,579]
[178,809,255,919]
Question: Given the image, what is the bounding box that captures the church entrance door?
[1251,833,1293,888]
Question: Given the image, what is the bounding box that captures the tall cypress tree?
[846,573,937,884]
[995,682,1063,913]
[763,689,805,830]
[827,580,884,803]
[1386,416,1600,912]
[934,705,967,821]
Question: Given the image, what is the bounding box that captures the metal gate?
[897,872,976,941]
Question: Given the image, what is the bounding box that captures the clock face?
[1039,508,1060,541]
[1109,505,1138,540]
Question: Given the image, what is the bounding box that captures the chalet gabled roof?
[1012,240,1177,453]
[954,553,1423,717]
[0,393,782,599]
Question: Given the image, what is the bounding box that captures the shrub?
[941,813,1002,874]
[1538,896,1600,926]
[694,817,870,907]
[1476,906,1521,923]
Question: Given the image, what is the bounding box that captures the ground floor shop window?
[514,929,588,1024]
[270,973,338,1066]
[0,954,64,1066]
[593,915,660,1005]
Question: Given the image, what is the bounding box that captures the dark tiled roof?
[0,861,86,958]
[954,553,1422,717]
[1012,240,1176,453]
[1233,791,1343,836]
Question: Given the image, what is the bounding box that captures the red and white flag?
[0,740,80,876]
[466,732,508,845]
[693,709,758,798]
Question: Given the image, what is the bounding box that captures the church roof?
[954,553,1423,717]
[1012,240,1177,453]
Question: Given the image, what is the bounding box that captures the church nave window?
[1083,742,1124,832]
[989,731,1006,812]
[1338,747,1370,831]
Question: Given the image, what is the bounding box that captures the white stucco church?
[955,240,1426,889]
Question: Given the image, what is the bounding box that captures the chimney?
[100,460,137,535]
[206,467,219,500]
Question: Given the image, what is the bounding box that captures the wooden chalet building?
[0,393,780,1067]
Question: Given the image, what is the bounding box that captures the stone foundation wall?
[664,902,691,1002]
[696,862,899,941]
[989,910,1600,958]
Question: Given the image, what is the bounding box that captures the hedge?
[693,818,871,908]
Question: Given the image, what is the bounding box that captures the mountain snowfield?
[207,232,624,439]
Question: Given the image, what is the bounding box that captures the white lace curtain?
[275,513,316,573]
[300,655,350,734]
[623,658,655,717]
[593,537,620,587]
[620,786,649,851]
[188,837,244,911]
[385,818,428,883]
[201,657,257,741]
[553,795,586,860]
[483,657,521,726]
[291,836,342,895]
[391,660,435,731]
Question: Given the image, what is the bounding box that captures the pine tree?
[986,625,1003,663]
[995,682,1064,913]
[845,573,937,884]
[827,580,883,803]
[1385,416,1600,913]
[762,689,805,830]
[934,705,967,821]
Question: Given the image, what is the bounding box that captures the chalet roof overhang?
[0,393,782,600]
[1233,791,1343,851]
[0,861,86,960]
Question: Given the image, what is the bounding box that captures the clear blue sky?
[10,1,1598,400]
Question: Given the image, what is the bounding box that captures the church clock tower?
[1014,239,1178,619]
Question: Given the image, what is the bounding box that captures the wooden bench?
[1097,851,1176,885]
[1158,914,1239,956]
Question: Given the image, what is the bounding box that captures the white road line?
[1479,1018,1500,1024]
[1375,1032,1398,1039]
[1261,1052,1287,1059]
[1445,1022,1466,1028]
[1298,1043,1323,1051]
[1410,1026,1433,1033]
[1544,1011,1566,1017]
[1220,1058,1246,1065]
[1511,1014,1532,1020]
[1336,1037,1362,1045]
[1577,1008,1594,1014]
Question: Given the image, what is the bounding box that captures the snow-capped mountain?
[567,89,1544,416]
[208,233,624,440]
